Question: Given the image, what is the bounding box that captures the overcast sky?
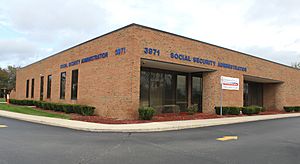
[0,0,300,68]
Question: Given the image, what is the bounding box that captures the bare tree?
[292,62,300,69]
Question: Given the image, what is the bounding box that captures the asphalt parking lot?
[0,116,299,164]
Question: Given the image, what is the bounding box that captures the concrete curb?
[0,110,300,132]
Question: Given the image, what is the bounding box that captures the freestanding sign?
[220,76,240,116]
[221,76,240,90]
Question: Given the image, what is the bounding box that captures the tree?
[0,66,19,98]
[0,68,9,98]
[292,62,300,69]
[6,66,18,91]
[0,68,8,88]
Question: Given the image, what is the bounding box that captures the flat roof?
[21,23,299,71]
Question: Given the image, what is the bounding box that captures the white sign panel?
[221,76,239,90]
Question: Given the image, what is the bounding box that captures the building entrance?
[243,81,263,107]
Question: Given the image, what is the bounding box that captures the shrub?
[242,106,262,115]
[62,105,74,114]
[9,99,36,106]
[294,107,300,112]
[186,104,198,115]
[8,99,95,116]
[35,101,43,108]
[73,104,81,114]
[215,106,241,115]
[44,102,51,110]
[139,107,155,120]
[79,105,95,116]
[228,107,241,115]
[284,106,300,112]
[215,107,228,115]
[284,106,294,112]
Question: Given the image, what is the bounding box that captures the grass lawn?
[0,98,5,102]
[0,103,70,119]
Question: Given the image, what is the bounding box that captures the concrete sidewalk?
[0,110,300,132]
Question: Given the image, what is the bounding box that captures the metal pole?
[220,83,223,116]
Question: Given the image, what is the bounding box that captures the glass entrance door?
[192,76,203,112]
[243,81,263,107]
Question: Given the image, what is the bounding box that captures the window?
[140,71,150,107]
[176,75,187,110]
[243,81,263,107]
[192,76,203,112]
[26,80,29,98]
[60,72,66,99]
[47,75,52,99]
[71,69,78,100]
[140,68,188,112]
[40,76,44,101]
[31,78,35,98]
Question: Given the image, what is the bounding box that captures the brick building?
[11,24,300,120]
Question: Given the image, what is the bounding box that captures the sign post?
[220,81,223,116]
[220,76,240,116]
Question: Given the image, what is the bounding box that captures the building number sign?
[144,47,160,56]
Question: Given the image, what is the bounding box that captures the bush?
[79,105,95,116]
[186,104,198,115]
[62,105,74,114]
[9,99,37,106]
[294,107,300,112]
[284,106,300,112]
[139,107,155,120]
[8,99,95,116]
[242,106,262,115]
[215,106,241,115]
[228,107,241,115]
[284,106,294,112]
[215,107,228,115]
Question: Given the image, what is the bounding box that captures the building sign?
[60,52,108,69]
[60,47,126,69]
[143,48,247,72]
[144,47,160,56]
[221,76,239,90]
[170,52,247,72]
[115,47,126,55]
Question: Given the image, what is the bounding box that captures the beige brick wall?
[14,24,300,119]
[131,25,300,113]
[15,27,140,120]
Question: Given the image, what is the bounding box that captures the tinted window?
[60,72,66,99]
[71,70,78,100]
[40,76,44,100]
[26,80,29,98]
[47,75,52,99]
[140,71,150,107]
[31,79,34,98]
